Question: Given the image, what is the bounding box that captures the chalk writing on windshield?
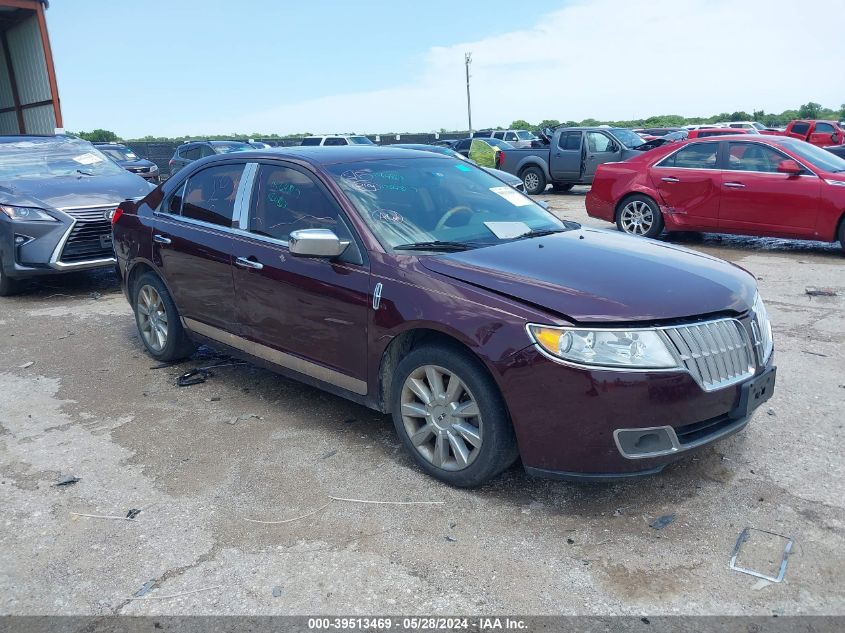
[267,181,301,208]
[341,170,379,192]
[373,209,405,223]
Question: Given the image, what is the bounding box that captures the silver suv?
[473,129,539,148]
[300,135,374,146]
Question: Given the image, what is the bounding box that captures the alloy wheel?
[137,284,168,352]
[620,200,654,235]
[400,365,483,471]
[523,172,540,192]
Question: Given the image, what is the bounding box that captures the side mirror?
[831,133,841,144]
[776,159,802,176]
[289,228,349,258]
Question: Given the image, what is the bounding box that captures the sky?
[47,0,845,138]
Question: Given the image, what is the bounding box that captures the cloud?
[188,0,844,136]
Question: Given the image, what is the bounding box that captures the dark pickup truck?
[499,127,646,194]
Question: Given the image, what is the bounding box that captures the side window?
[492,132,504,139]
[586,132,613,153]
[659,143,719,169]
[726,143,789,173]
[814,122,835,134]
[323,137,348,146]
[182,146,201,160]
[505,132,517,141]
[167,181,186,214]
[181,164,245,227]
[558,132,582,150]
[791,122,810,135]
[200,144,216,158]
[301,137,322,146]
[457,139,471,151]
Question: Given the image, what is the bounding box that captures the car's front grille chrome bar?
[663,318,755,392]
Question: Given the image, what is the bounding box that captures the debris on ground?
[128,585,222,601]
[767,408,776,416]
[205,397,221,402]
[445,536,457,542]
[54,474,80,486]
[729,527,793,583]
[322,450,338,459]
[150,362,176,370]
[126,508,141,519]
[133,580,157,597]
[17,361,34,369]
[649,513,677,530]
[227,414,262,425]
[805,287,837,297]
[245,501,332,525]
[177,361,247,387]
[272,586,282,598]
[89,292,102,300]
[801,350,828,358]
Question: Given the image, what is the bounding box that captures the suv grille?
[663,318,755,392]
[59,206,115,264]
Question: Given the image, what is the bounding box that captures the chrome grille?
[58,206,115,263]
[664,318,755,392]
[62,206,114,222]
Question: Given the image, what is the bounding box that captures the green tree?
[510,119,533,130]
[536,119,561,131]
[840,104,845,120]
[77,129,119,143]
[752,109,765,121]
[797,102,822,119]
[729,111,752,121]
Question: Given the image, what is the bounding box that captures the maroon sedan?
[586,135,845,249]
[113,147,776,487]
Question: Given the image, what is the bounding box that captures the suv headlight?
[0,205,58,222]
[752,293,773,362]
[527,324,681,369]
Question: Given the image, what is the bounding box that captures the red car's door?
[808,122,841,147]
[718,141,820,236]
[650,142,722,230]
[231,161,370,395]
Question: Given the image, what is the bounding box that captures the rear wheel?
[391,344,518,487]
[616,195,664,238]
[521,166,546,195]
[838,216,845,253]
[0,266,22,297]
[133,272,196,361]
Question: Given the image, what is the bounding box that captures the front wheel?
[616,195,664,238]
[521,166,546,195]
[133,272,197,361]
[391,345,518,487]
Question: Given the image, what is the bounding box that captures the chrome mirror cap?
[289,228,350,258]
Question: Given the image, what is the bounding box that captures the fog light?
[614,426,679,459]
[14,234,33,246]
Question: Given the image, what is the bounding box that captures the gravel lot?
[1,188,843,616]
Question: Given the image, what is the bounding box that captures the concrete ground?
[1,188,843,616]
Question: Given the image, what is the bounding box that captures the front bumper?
[495,346,775,478]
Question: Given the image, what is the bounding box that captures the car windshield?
[327,157,571,250]
[780,138,845,172]
[99,146,138,161]
[0,137,127,180]
[479,138,514,150]
[752,122,766,130]
[516,131,537,140]
[611,128,645,148]
[348,136,374,145]
[212,142,251,154]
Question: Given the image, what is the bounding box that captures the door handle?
[235,256,264,270]
[661,176,680,183]
[724,182,746,188]
[153,234,171,245]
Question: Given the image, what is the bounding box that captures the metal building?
[0,0,61,134]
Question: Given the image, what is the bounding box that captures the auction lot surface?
[1,188,843,615]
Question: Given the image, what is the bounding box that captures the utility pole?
[465,52,473,134]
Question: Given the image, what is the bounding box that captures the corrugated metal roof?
[8,14,50,105]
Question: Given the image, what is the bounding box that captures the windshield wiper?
[76,169,94,176]
[511,228,566,240]
[393,240,478,252]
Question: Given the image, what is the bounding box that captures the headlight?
[527,324,680,369]
[0,205,58,222]
[752,293,773,362]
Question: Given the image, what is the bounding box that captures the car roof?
[231,145,449,166]
[0,134,80,143]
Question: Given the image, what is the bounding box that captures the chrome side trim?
[235,162,259,230]
[372,282,383,310]
[183,317,368,396]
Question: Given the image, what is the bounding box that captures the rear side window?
[492,132,504,139]
[658,143,718,169]
[558,132,582,150]
[249,164,351,243]
[814,122,835,134]
[791,122,810,135]
[178,164,245,227]
[505,132,518,141]
[301,137,322,146]
[323,137,348,146]
[181,146,201,160]
[698,130,730,138]
[456,139,472,151]
[726,142,789,173]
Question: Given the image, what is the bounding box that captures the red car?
[761,120,845,147]
[686,128,754,139]
[586,135,845,249]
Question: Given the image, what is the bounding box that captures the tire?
[0,266,22,297]
[616,194,665,238]
[520,166,546,195]
[133,272,197,361]
[552,183,574,192]
[839,217,845,253]
[391,344,519,487]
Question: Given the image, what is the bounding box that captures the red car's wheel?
[616,195,664,238]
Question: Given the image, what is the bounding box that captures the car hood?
[0,172,153,211]
[483,167,523,187]
[419,228,757,323]
[118,158,157,169]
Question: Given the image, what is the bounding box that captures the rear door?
[650,142,721,230]
[808,122,838,147]
[153,162,246,331]
[718,141,820,236]
[549,131,583,182]
[583,131,622,182]
[787,121,811,141]
[231,161,370,394]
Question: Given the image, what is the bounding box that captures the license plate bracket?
[99,233,113,249]
[731,366,776,419]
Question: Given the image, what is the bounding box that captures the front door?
[232,161,370,395]
[549,130,583,182]
[719,141,820,236]
[650,141,722,230]
[582,131,622,182]
[153,162,245,331]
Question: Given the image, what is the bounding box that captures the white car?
[713,121,768,131]
[300,135,374,146]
